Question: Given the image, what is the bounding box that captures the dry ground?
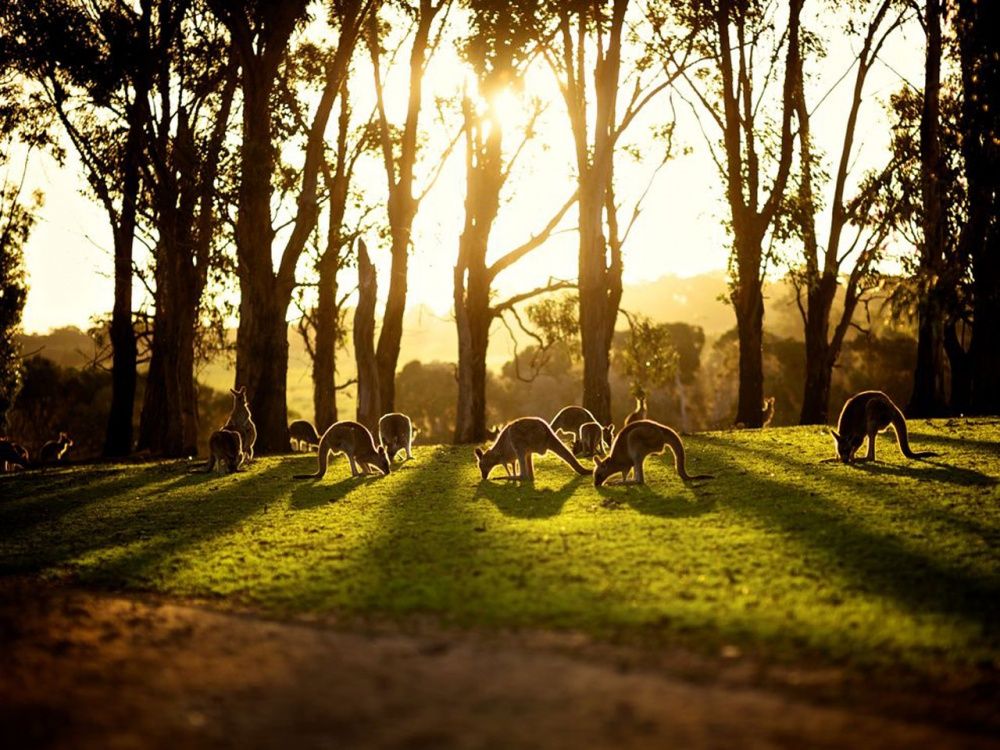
[1,579,996,750]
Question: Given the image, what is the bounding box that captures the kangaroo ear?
[607,424,615,436]
[474,447,484,459]
[830,430,840,441]
[593,456,604,467]
[230,388,238,396]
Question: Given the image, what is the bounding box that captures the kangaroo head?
[603,423,615,446]
[473,446,495,479]
[831,429,861,463]
[376,445,391,475]
[230,386,249,411]
[592,455,613,487]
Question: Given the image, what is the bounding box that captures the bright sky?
[17,5,924,334]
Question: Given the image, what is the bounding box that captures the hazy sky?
[17,6,923,334]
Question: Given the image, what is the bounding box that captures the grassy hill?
[1,419,997,685]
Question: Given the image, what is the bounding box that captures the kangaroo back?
[886,399,937,459]
[655,424,712,481]
[545,428,591,475]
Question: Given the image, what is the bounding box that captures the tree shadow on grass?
[853,458,997,487]
[472,475,583,519]
[0,461,289,584]
[704,436,1000,635]
[289,473,381,510]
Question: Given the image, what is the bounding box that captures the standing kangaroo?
[593,420,712,487]
[379,412,418,462]
[576,421,609,457]
[197,430,244,474]
[623,394,648,427]
[39,432,73,464]
[295,421,391,479]
[224,386,257,463]
[761,396,775,428]
[831,390,938,464]
[550,406,615,454]
[289,420,320,452]
[474,417,591,481]
[1,439,29,471]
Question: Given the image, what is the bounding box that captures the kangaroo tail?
[889,407,938,460]
[294,442,330,479]
[547,428,591,475]
[657,424,713,481]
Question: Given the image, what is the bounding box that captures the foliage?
[0,420,997,687]
[616,311,679,393]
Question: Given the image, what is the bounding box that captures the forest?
[0,0,997,458]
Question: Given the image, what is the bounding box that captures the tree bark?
[354,239,380,431]
[908,0,949,418]
[957,0,1000,416]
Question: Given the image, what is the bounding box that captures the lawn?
[1,419,998,681]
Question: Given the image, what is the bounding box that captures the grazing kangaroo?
[576,421,609,457]
[39,432,73,464]
[624,394,648,427]
[831,390,938,464]
[550,405,614,454]
[198,430,244,474]
[474,417,591,481]
[224,386,257,462]
[1,439,29,471]
[379,412,418,462]
[289,419,320,452]
[761,397,775,428]
[593,420,712,487]
[295,421,390,479]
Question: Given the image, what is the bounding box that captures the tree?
[786,0,909,425]
[678,0,803,426]
[452,0,576,443]
[539,0,690,424]
[138,5,237,456]
[956,0,1000,415]
[353,239,380,430]
[615,311,678,395]
[208,0,371,452]
[365,0,455,415]
[5,0,188,455]
[907,0,949,417]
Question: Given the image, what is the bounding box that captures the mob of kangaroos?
[184,385,937,490]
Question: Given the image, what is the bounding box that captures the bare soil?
[0,579,996,750]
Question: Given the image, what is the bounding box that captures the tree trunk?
[958,0,1000,416]
[354,239,380,432]
[944,321,971,415]
[312,249,339,433]
[374,215,410,414]
[799,278,836,425]
[579,184,614,424]
[909,0,949,418]
[733,271,764,427]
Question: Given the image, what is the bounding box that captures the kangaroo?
[474,417,591,481]
[623,394,648,427]
[761,396,776,428]
[576,421,609,457]
[593,420,712,487]
[831,390,938,464]
[295,421,390,479]
[550,405,615,454]
[197,430,244,474]
[485,424,504,441]
[289,419,320,452]
[379,412,419,462]
[224,386,257,462]
[1,439,29,471]
[39,432,73,464]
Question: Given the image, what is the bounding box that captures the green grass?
[2,419,998,679]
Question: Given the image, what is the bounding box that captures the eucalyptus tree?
[537,0,694,424]
[956,0,1000,415]
[452,0,576,443]
[363,0,455,416]
[667,0,803,427]
[4,0,188,455]
[208,0,372,452]
[786,0,911,425]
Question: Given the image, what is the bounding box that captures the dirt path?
[0,581,995,750]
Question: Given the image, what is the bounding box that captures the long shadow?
[290,473,380,510]
[0,460,290,585]
[472,475,583,519]
[703,436,1000,636]
[905,431,1000,455]
[854,458,997,487]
